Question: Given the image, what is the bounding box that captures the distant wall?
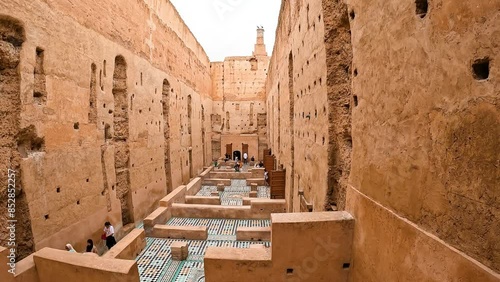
[211,52,269,161]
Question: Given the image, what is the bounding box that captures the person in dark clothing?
[103,222,117,250]
[86,239,98,254]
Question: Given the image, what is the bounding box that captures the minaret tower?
[253,26,267,56]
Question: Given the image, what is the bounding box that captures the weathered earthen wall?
[0,0,212,259]
[211,42,269,161]
[347,0,500,276]
[266,0,347,211]
[0,16,35,260]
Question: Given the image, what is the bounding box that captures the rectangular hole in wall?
[472,58,490,80]
[33,47,47,105]
[415,0,428,18]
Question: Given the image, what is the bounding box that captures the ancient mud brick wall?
[0,16,35,261]
[0,0,212,259]
[266,0,351,212]
[211,53,269,161]
[346,0,500,278]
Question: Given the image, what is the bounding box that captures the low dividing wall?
[150,225,208,240]
[199,166,213,181]
[159,186,186,207]
[246,178,265,186]
[143,207,172,236]
[205,248,272,281]
[250,168,265,178]
[185,196,221,205]
[208,168,264,179]
[202,178,231,186]
[0,247,39,282]
[205,212,354,282]
[102,229,146,260]
[236,227,271,241]
[170,199,286,219]
[186,178,202,196]
[12,254,39,282]
[33,248,139,282]
[208,172,252,179]
[1,230,145,282]
[171,204,253,219]
[346,186,500,282]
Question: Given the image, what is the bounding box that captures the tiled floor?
[166,217,270,241]
[136,179,271,282]
[137,238,270,282]
[196,180,270,206]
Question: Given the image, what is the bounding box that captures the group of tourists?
[65,221,116,255]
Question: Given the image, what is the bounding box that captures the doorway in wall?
[226,143,233,159]
[233,151,241,161]
[242,143,249,162]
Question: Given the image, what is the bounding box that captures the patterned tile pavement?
[136,179,272,282]
[166,217,270,241]
[137,237,270,282]
[196,180,270,206]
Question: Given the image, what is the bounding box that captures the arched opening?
[233,151,242,161]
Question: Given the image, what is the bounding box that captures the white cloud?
[170,0,281,61]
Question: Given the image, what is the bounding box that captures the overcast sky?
[170,0,281,62]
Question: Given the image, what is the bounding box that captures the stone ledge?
[150,225,208,240]
[33,248,139,282]
[246,178,265,186]
[102,229,146,260]
[236,227,271,241]
[205,247,271,263]
[159,186,186,207]
[185,196,221,205]
[143,207,172,234]
[202,178,231,186]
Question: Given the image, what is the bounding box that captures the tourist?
[243,152,248,164]
[103,222,117,249]
[258,161,264,168]
[250,156,255,162]
[86,239,98,254]
[264,169,269,185]
[65,244,76,253]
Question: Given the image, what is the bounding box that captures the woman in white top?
[104,221,117,249]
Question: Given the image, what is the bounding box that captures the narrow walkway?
[136,179,271,282]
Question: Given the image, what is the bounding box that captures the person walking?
[243,152,248,164]
[103,222,117,250]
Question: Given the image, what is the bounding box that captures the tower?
[253,26,267,56]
